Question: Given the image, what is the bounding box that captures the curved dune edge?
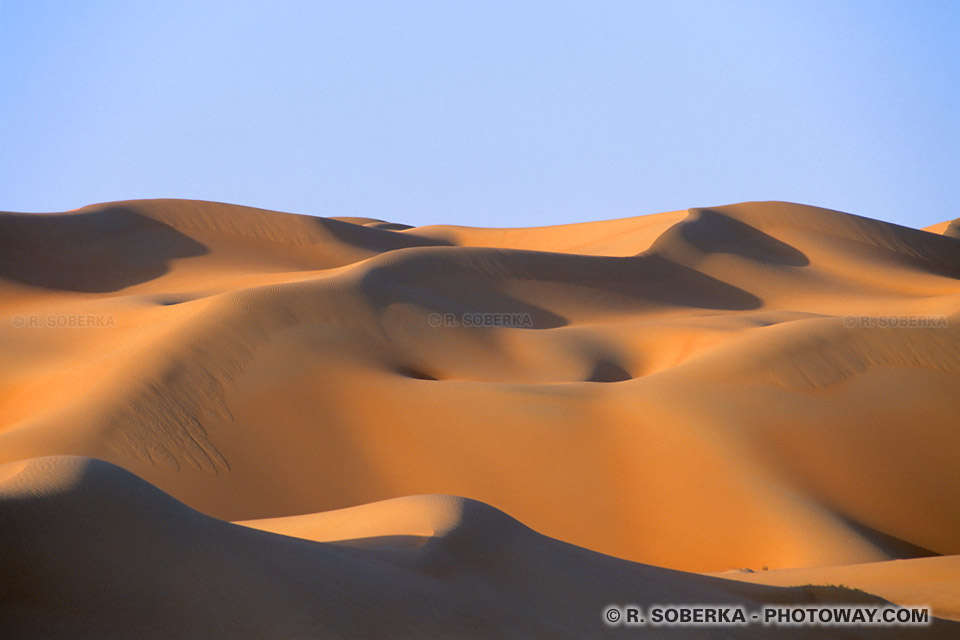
[710,556,960,623]
[1,456,957,639]
[1,199,959,578]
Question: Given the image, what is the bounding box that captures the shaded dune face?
[3,456,958,639]
[652,207,811,267]
[0,199,959,581]
[0,206,209,292]
[943,219,960,240]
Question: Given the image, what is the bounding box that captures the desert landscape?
[1,198,958,638]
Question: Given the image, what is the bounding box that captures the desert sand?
[1,199,958,637]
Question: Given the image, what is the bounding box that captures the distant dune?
[924,218,960,239]
[1,200,958,637]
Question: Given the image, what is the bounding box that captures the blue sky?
[2,1,958,229]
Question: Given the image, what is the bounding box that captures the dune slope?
[2,456,957,639]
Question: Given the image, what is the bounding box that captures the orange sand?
[2,200,958,637]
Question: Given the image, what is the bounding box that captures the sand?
[1,199,958,637]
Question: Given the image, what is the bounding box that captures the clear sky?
[2,1,958,229]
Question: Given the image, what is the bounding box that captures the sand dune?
[924,218,960,240]
[2,199,959,637]
[713,555,960,623]
[2,456,956,638]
